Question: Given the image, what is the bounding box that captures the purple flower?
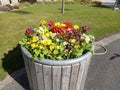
[38,34,43,40]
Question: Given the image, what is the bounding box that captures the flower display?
[20,20,95,60]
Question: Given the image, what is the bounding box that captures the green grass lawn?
[0,3,120,80]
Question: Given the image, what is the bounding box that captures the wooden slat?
[61,65,71,90]
[78,58,90,90]
[69,63,80,90]
[35,63,45,90]
[22,53,33,90]
[43,65,52,90]
[76,60,85,90]
[79,57,91,90]
[22,53,38,90]
[27,58,38,90]
[52,66,61,90]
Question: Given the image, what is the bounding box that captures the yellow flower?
[32,36,39,42]
[60,23,66,27]
[39,45,44,49]
[74,25,80,30]
[54,22,61,27]
[50,45,55,51]
[40,20,47,26]
[74,45,80,49]
[42,39,52,45]
[45,32,50,37]
[47,40,52,45]
[56,46,60,50]
[31,43,38,49]
[69,39,76,43]
[68,28,71,30]
[49,31,52,35]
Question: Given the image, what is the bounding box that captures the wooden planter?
[21,45,92,90]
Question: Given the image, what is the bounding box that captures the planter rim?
[21,45,92,66]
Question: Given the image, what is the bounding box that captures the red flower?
[63,22,73,29]
[51,26,66,34]
[48,21,54,29]
[25,28,34,37]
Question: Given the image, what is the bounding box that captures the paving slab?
[85,38,120,90]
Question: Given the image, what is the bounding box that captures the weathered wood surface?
[76,61,85,90]
[23,54,91,90]
[22,53,38,90]
[52,66,61,90]
[80,57,91,90]
[35,63,44,90]
[61,66,71,90]
[43,65,52,90]
[69,63,80,90]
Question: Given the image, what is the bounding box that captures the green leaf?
[53,50,59,55]
[19,41,25,45]
[40,54,44,60]
[43,50,48,55]
[74,49,84,57]
[34,49,40,56]
[56,56,63,60]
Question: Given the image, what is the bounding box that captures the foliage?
[20,20,94,60]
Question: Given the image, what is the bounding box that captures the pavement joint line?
[0,33,120,89]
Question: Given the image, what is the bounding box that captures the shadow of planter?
[1,45,30,90]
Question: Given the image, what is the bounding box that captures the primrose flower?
[31,43,38,49]
[81,34,91,43]
[69,39,76,43]
[63,22,73,29]
[56,39,60,42]
[48,21,54,26]
[25,28,34,37]
[54,22,61,28]
[20,20,94,60]
[50,45,55,51]
[39,45,44,49]
[60,23,66,27]
[32,36,39,43]
[56,46,60,50]
[42,39,52,45]
[37,27,44,34]
[63,41,68,46]
[45,33,50,37]
[43,32,52,38]
[74,25,79,30]
[85,36,91,43]
[40,20,47,26]
[74,45,80,49]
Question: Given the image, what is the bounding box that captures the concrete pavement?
[85,35,120,90]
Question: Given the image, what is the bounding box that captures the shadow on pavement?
[110,53,120,60]
[1,45,30,90]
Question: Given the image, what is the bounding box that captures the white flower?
[37,27,44,34]
[85,36,90,43]
[56,39,60,42]
[51,33,57,38]
[81,34,91,43]
[63,41,68,46]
